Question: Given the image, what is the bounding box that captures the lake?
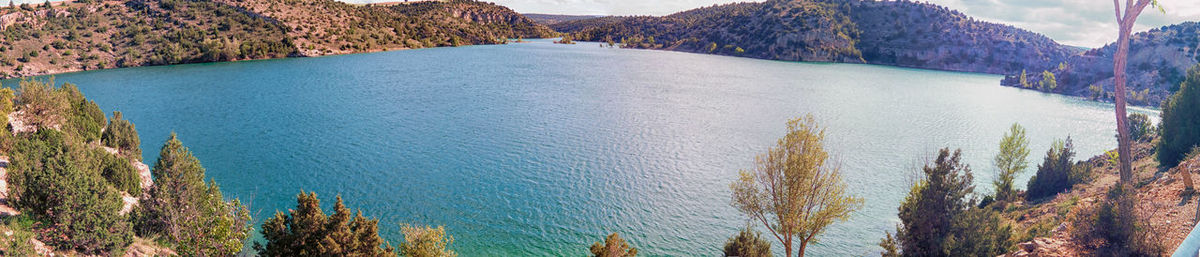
[1,40,1147,256]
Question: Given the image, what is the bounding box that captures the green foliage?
[879,231,899,257]
[893,148,1010,257]
[137,133,251,256]
[399,224,455,257]
[255,191,397,257]
[0,87,14,152]
[8,129,133,255]
[730,114,863,257]
[1039,70,1057,92]
[589,233,637,257]
[16,79,69,130]
[993,123,1029,202]
[0,216,37,256]
[98,149,141,195]
[1025,138,1082,201]
[1158,65,1200,168]
[1127,113,1153,142]
[1019,70,1031,88]
[723,227,771,257]
[101,111,141,161]
[59,83,106,142]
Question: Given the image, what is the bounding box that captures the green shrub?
[0,216,37,256]
[1127,113,1153,142]
[1158,65,1200,168]
[8,129,133,255]
[723,227,771,257]
[59,83,105,142]
[101,111,140,161]
[1026,138,1080,201]
[100,151,140,195]
[255,191,397,257]
[16,79,69,131]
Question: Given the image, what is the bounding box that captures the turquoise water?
[2,40,1145,256]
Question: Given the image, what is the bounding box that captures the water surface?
[3,40,1144,256]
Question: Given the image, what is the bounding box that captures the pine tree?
[256,191,397,257]
[137,133,251,256]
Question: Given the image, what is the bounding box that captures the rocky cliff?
[1003,22,1200,107]
[554,0,1076,74]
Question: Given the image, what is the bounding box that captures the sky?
[12,0,1197,48]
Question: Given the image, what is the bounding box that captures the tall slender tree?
[1110,0,1162,186]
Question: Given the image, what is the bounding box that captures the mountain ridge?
[0,0,553,79]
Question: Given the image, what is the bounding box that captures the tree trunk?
[798,241,808,257]
[1114,24,1133,186]
[784,237,793,257]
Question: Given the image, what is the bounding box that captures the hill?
[554,0,1076,74]
[524,13,605,25]
[1003,22,1200,107]
[0,0,553,78]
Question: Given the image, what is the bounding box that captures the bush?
[1069,186,1165,256]
[99,150,140,195]
[7,129,133,255]
[1026,138,1080,201]
[101,111,141,161]
[0,217,37,256]
[1158,65,1200,168]
[1127,113,1153,142]
[137,133,251,256]
[723,227,771,257]
[16,79,69,130]
[59,83,106,142]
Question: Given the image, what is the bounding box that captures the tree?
[894,149,974,256]
[255,191,397,257]
[993,123,1029,202]
[730,115,863,257]
[1026,138,1080,201]
[1158,65,1200,168]
[891,148,1011,256]
[1126,113,1153,142]
[137,133,251,256]
[16,79,69,131]
[724,227,772,257]
[101,111,141,160]
[1111,0,1163,186]
[589,233,636,257]
[1039,70,1057,92]
[1019,69,1031,88]
[399,224,456,257]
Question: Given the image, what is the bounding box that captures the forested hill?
[0,0,553,78]
[1002,22,1200,107]
[553,0,1077,74]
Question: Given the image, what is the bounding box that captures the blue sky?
[12,0,1198,48]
